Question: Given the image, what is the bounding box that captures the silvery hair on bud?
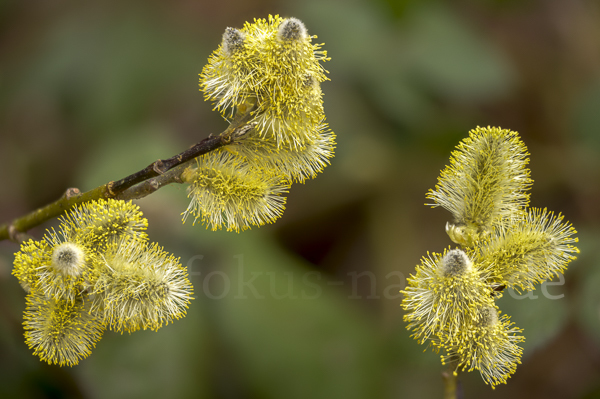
[222,27,245,55]
[441,248,472,276]
[477,305,499,327]
[277,18,308,41]
[303,73,317,88]
[51,242,85,277]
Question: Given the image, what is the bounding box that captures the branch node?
[65,187,81,200]
[153,160,167,175]
[107,181,117,197]
[8,225,18,242]
[233,121,256,138]
[8,225,27,243]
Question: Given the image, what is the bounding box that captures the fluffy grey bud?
[277,18,307,41]
[51,242,86,277]
[222,27,245,55]
[441,248,472,276]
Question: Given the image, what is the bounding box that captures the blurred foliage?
[1,0,600,398]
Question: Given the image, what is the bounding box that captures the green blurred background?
[1,0,599,398]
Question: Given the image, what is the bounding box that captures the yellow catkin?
[14,229,95,304]
[401,248,493,345]
[427,126,532,246]
[477,207,579,292]
[61,198,148,248]
[92,239,194,333]
[440,306,524,388]
[181,151,290,232]
[23,291,105,366]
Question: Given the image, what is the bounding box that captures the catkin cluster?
[12,199,193,366]
[182,15,335,232]
[402,126,579,388]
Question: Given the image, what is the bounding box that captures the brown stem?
[106,135,225,196]
[0,105,256,243]
[106,106,256,196]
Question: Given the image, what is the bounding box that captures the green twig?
[442,363,461,399]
